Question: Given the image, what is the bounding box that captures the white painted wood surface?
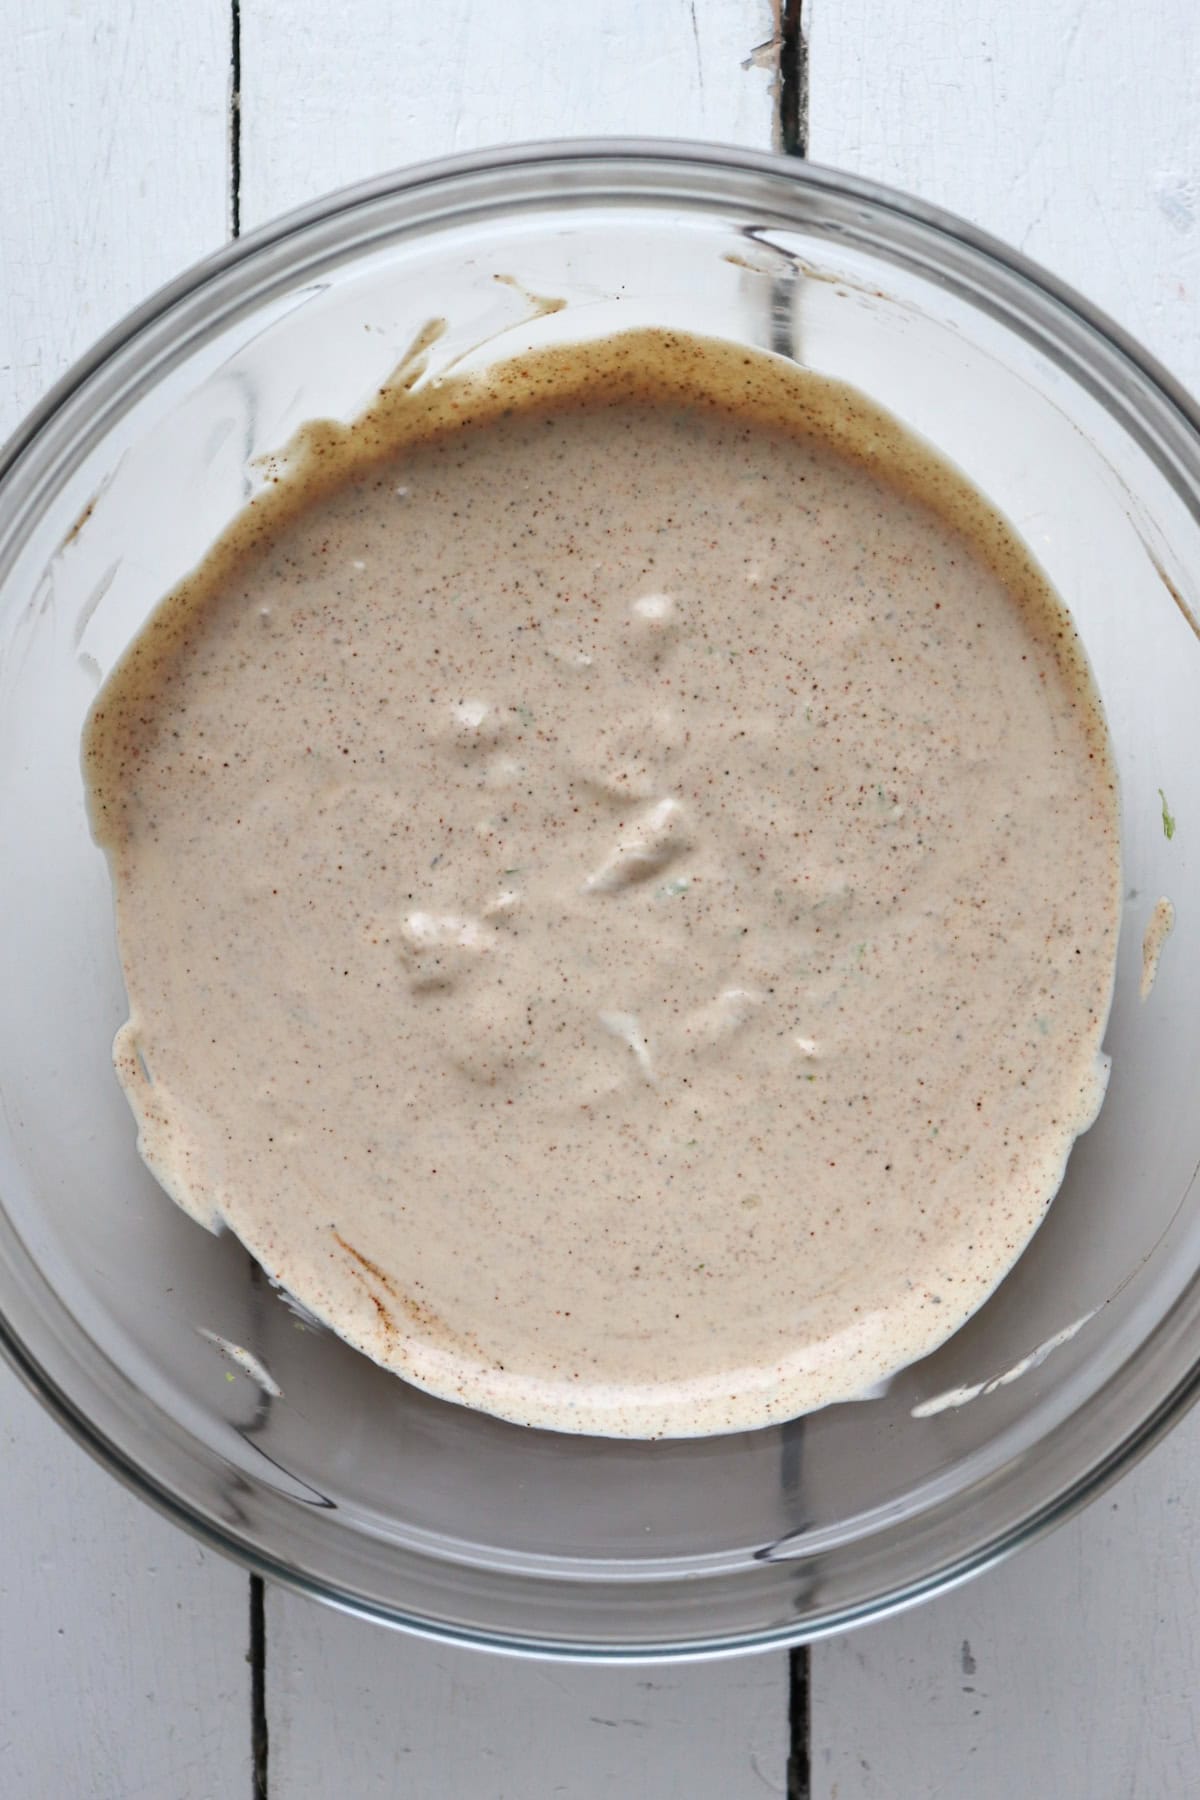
[812,1410,1200,1799]
[0,1366,250,1798]
[238,0,778,231]
[5,0,1200,1794]
[0,0,230,442]
[809,2,1200,1793]
[268,1605,788,1799]
[0,7,249,1798]
[808,0,1200,389]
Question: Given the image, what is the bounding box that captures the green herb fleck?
[685,1138,699,1148]
[1036,1016,1050,1037]
[659,877,690,898]
[225,1371,236,1382]
[514,704,535,728]
[503,867,525,878]
[1159,788,1177,840]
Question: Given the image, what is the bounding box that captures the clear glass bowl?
[1,141,1198,1659]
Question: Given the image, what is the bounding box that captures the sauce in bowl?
[84,329,1120,1436]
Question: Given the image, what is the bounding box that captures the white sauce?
[84,330,1121,1436]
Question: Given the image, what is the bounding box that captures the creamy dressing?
[84,329,1121,1436]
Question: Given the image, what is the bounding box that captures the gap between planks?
[781,13,810,1790]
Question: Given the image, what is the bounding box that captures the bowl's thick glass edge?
[4,136,1200,1656]
[7,137,1200,489]
[3,1294,1198,1660]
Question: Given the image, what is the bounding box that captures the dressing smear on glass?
[83,329,1120,1437]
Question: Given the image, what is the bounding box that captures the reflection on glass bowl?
[0,141,1198,1657]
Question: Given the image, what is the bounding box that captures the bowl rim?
[3,135,1199,1659]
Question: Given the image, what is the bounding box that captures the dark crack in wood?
[779,0,809,157]
[230,0,242,237]
[788,1642,811,1798]
[250,1572,268,1797]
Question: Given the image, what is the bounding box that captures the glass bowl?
[1,141,1197,1660]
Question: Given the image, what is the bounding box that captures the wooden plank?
[268,1599,789,1799]
[0,5,249,1796]
[238,0,779,230]
[809,2,1200,1793]
[0,1363,251,1798]
[244,3,790,1789]
[808,0,1200,386]
[812,1411,1200,1799]
[0,0,231,441]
